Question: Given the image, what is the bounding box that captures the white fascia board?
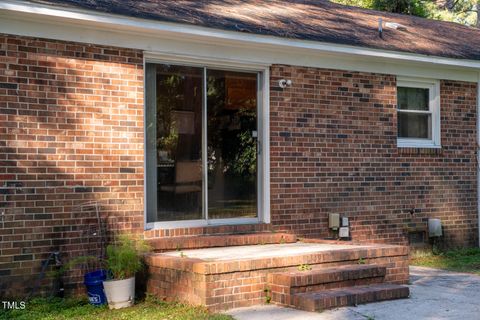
[1,0,480,81]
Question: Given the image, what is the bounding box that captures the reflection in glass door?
[207,70,258,219]
[146,64,204,222]
[145,63,259,224]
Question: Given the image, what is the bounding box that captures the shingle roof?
[26,0,480,61]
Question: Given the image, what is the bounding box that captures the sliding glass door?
[145,62,260,225]
[207,69,258,220]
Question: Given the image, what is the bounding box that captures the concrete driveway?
[226,266,480,320]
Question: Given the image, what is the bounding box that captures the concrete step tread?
[293,283,410,311]
[269,264,386,287]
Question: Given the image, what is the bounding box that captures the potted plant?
[102,234,150,309]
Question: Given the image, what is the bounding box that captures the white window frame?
[397,77,441,148]
[143,52,271,230]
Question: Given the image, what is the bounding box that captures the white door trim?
[143,54,271,230]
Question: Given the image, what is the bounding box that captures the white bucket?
[103,276,135,309]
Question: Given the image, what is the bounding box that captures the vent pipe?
[378,18,383,38]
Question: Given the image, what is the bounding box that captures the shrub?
[105,235,150,280]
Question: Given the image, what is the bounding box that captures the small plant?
[105,234,150,280]
[358,257,366,265]
[180,251,187,258]
[432,242,442,255]
[264,288,271,304]
[48,255,99,278]
[297,264,312,271]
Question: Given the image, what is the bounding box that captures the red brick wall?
[270,65,478,247]
[0,34,145,297]
[0,34,478,297]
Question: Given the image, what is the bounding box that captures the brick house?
[1,0,479,308]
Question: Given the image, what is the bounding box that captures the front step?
[146,241,410,312]
[269,265,386,306]
[148,232,296,252]
[270,264,386,288]
[292,283,410,312]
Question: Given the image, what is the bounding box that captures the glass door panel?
[206,69,258,219]
[153,64,203,222]
[146,63,260,225]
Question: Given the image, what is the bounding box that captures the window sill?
[397,144,441,149]
[397,138,441,149]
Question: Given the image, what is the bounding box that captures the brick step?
[292,283,410,312]
[148,232,296,252]
[269,264,386,288]
[269,264,386,305]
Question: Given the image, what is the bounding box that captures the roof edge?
[2,0,480,71]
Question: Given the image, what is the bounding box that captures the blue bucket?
[84,269,107,306]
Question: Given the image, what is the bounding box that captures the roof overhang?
[1,0,480,82]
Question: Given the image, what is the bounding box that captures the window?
[397,78,440,148]
[144,60,268,229]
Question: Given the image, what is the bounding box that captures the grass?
[410,247,480,274]
[0,296,233,320]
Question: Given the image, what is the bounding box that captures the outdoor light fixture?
[278,79,292,88]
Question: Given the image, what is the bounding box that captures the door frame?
[143,52,270,230]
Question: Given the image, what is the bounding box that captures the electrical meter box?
[339,227,349,238]
[329,213,340,230]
